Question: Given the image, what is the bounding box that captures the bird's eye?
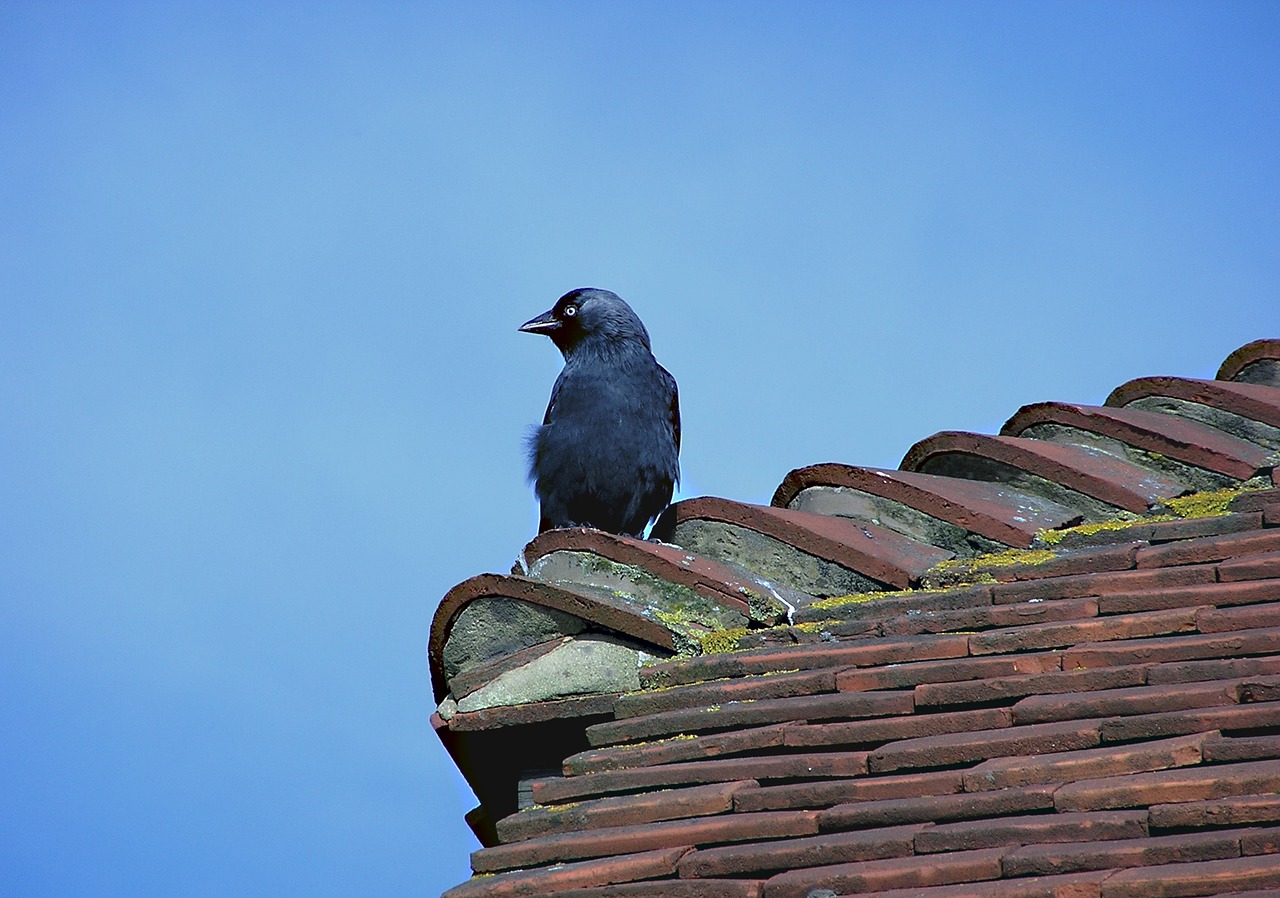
[563,304,578,317]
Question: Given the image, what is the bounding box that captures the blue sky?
[2,3,1277,896]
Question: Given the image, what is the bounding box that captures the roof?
[429,337,1280,898]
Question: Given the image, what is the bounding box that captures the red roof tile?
[771,463,1082,548]
[1001,401,1273,482]
[1218,338,1280,383]
[899,432,1189,515]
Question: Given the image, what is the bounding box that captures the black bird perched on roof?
[519,288,680,537]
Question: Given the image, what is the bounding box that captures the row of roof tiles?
[430,338,1280,897]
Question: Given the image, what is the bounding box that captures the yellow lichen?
[698,627,748,655]
[1037,515,1174,545]
[930,547,1058,578]
[811,588,919,610]
[793,620,839,633]
[1165,487,1244,519]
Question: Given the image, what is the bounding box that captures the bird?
[519,288,680,537]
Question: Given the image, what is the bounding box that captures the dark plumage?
[520,288,680,537]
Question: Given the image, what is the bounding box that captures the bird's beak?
[518,308,560,334]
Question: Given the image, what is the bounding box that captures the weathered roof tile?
[961,732,1210,792]
[914,809,1148,854]
[772,463,1081,549]
[493,779,757,844]
[1053,758,1280,812]
[471,809,819,874]
[867,719,1103,774]
[584,689,914,747]
[531,751,870,806]
[1001,827,1248,878]
[439,846,690,898]
[900,432,1189,516]
[1097,852,1280,898]
[1000,401,1273,483]
[675,823,924,878]
[760,846,1007,898]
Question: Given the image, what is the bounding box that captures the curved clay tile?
[772,463,1081,548]
[900,432,1188,515]
[1217,337,1280,385]
[1000,401,1273,481]
[1106,376,1280,429]
[428,573,677,702]
[518,527,788,624]
[655,496,953,591]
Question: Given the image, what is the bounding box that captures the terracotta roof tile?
[584,689,914,747]
[439,846,690,898]
[1062,627,1280,669]
[771,463,1081,549]
[914,810,1148,854]
[640,633,972,689]
[518,528,785,622]
[867,719,1103,775]
[990,564,1218,604]
[1149,793,1280,829]
[471,809,819,874]
[1053,758,1280,812]
[1095,577,1280,614]
[837,652,1063,693]
[943,543,1140,585]
[970,607,1201,656]
[1001,827,1249,877]
[878,596,1101,639]
[1145,655,1280,686]
[961,732,1210,792]
[1200,732,1280,763]
[1000,402,1273,482]
[1217,338,1280,385]
[1096,853,1280,898]
[914,663,1146,708]
[675,823,924,878]
[492,779,756,844]
[545,882,763,898]
[530,751,870,806]
[1135,528,1280,569]
[1197,602,1280,633]
[561,723,788,776]
[858,872,1114,898]
[820,785,1059,830]
[1046,510,1265,550]
[612,667,836,720]
[760,845,1007,898]
[1217,550,1280,582]
[900,432,1189,516]
[733,769,966,813]
[655,497,954,592]
[1105,376,1280,436]
[1010,679,1242,725]
[1099,701,1280,742]
[785,707,1013,750]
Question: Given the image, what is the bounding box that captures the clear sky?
[2,3,1277,896]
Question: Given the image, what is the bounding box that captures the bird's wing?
[661,364,681,455]
[542,369,567,426]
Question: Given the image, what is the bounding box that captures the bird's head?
[518,288,651,356]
